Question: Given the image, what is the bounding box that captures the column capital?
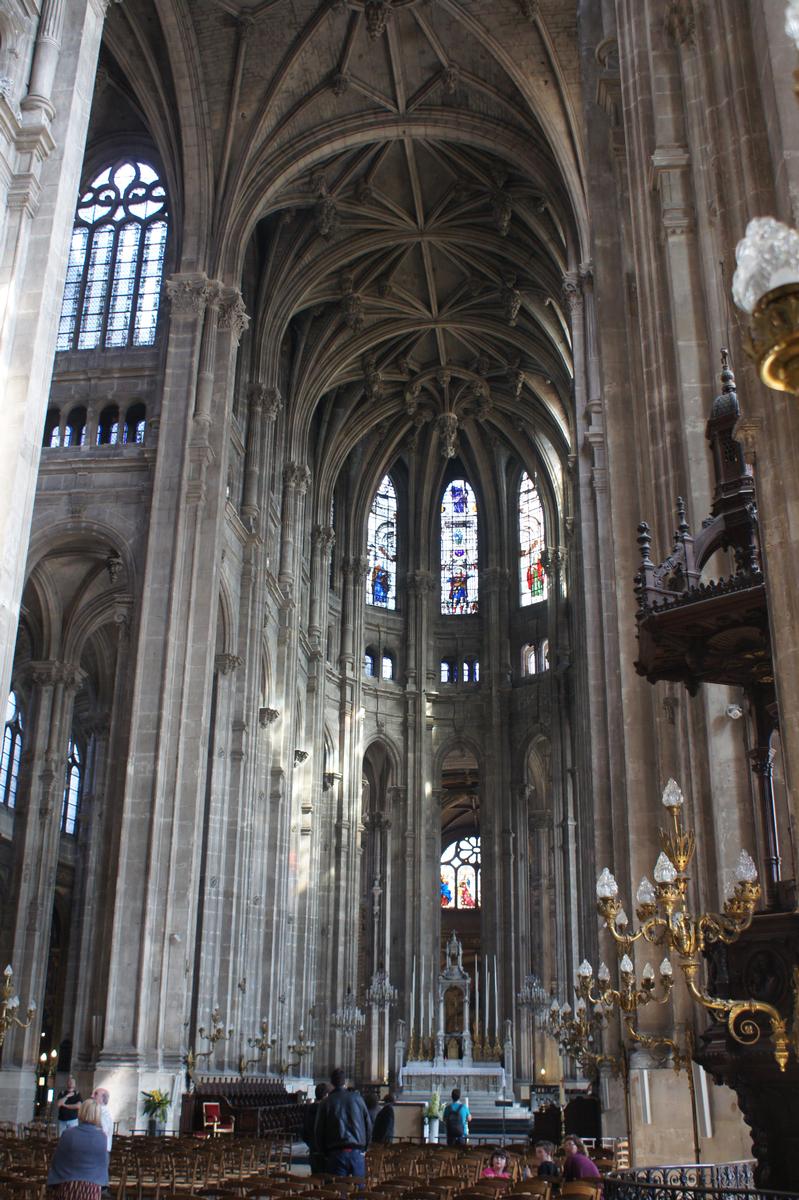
[283,461,311,495]
[165,273,220,318]
[250,383,283,419]
[408,568,436,594]
[312,524,336,552]
[24,660,85,690]
[218,288,250,343]
[215,653,243,676]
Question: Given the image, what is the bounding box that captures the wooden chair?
[560,1184,602,1200]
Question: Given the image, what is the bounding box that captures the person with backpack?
[442,1088,470,1146]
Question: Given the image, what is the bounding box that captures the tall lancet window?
[441,479,479,614]
[57,159,168,352]
[366,475,397,609]
[0,692,23,809]
[519,471,547,605]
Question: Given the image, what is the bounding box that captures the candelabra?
[331,989,366,1039]
[596,778,796,1071]
[547,995,617,1078]
[365,970,397,1009]
[238,1020,277,1076]
[278,1026,316,1073]
[188,1006,233,1078]
[0,965,36,1048]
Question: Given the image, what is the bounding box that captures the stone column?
[0,0,110,712]
[0,660,84,1121]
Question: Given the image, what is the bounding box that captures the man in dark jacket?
[314,1068,372,1177]
[371,1094,395,1144]
[302,1082,330,1173]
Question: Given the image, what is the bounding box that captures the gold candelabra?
[547,994,621,1079]
[238,1020,277,1076]
[277,1027,316,1074]
[596,778,797,1071]
[0,965,36,1048]
[188,1007,233,1078]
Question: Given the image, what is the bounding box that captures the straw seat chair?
[559,1184,602,1199]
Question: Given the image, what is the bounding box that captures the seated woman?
[47,1097,109,1200]
[562,1136,601,1182]
[483,1149,511,1179]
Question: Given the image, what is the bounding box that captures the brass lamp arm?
[681,959,791,1072]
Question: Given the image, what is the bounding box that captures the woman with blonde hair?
[47,1097,109,1199]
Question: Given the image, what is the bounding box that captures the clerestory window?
[61,737,82,836]
[441,479,479,615]
[0,691,23,809]
[519,471,547,605]
[366,475,397,609]
[57,159,168,353]
[440,836,481,909]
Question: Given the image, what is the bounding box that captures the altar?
[395,933,515,1105]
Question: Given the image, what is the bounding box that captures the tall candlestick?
[494,954,498,1040]
[429,988,434,1036]
[475,954,479,1029]
[485,956,490,1038]
[411,955,416,1031]
[420,957,425,1035]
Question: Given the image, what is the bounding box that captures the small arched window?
[44,408,61,447]
[519,472,547,605]
[64,406,87,447]
[364,649,376,677]
[0,691,23,809]
[97,405,120,446]
[440,657,457,684]
[440,836,481,909]
[522,644,537,677]
[463,657,479,683]
[441,479,479,614]
[61,736,82,835]
[381,654,394,681]
[366,475,398,609]
[540,639,550,672]
[57,159,168,352]
[123,402,146,445]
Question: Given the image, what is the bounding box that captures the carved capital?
[165,273,215,318]
[218,289,250,343]
[294,749,309,767]
[313,524,336,554]
[665,0,696,46]
[259,707,280,727]
[215,653,243,675]
[283,462,311,495]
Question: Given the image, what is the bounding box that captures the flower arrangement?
[424,1090,441,1119]
[141,1088,171,1121]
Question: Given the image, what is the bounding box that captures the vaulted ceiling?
[102,0,585,491]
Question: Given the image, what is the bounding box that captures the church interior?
[2,0,799,1191]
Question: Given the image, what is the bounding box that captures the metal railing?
[604,1161,797,1200]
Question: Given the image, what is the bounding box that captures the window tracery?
[366,475,397,609]
[440,835,481,909]
[441,479,479,614]
[0,692,23,809]
[57,159,168,353]
[519,471,547,605]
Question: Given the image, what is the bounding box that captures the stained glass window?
[0,692,23,809]
[364,650,376,677]
[440,836,481,909]
[366,475,397,609]
[519,472,547,605]
[441,479,479,614]
[57,160,168,352]
[61,737,81,836]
